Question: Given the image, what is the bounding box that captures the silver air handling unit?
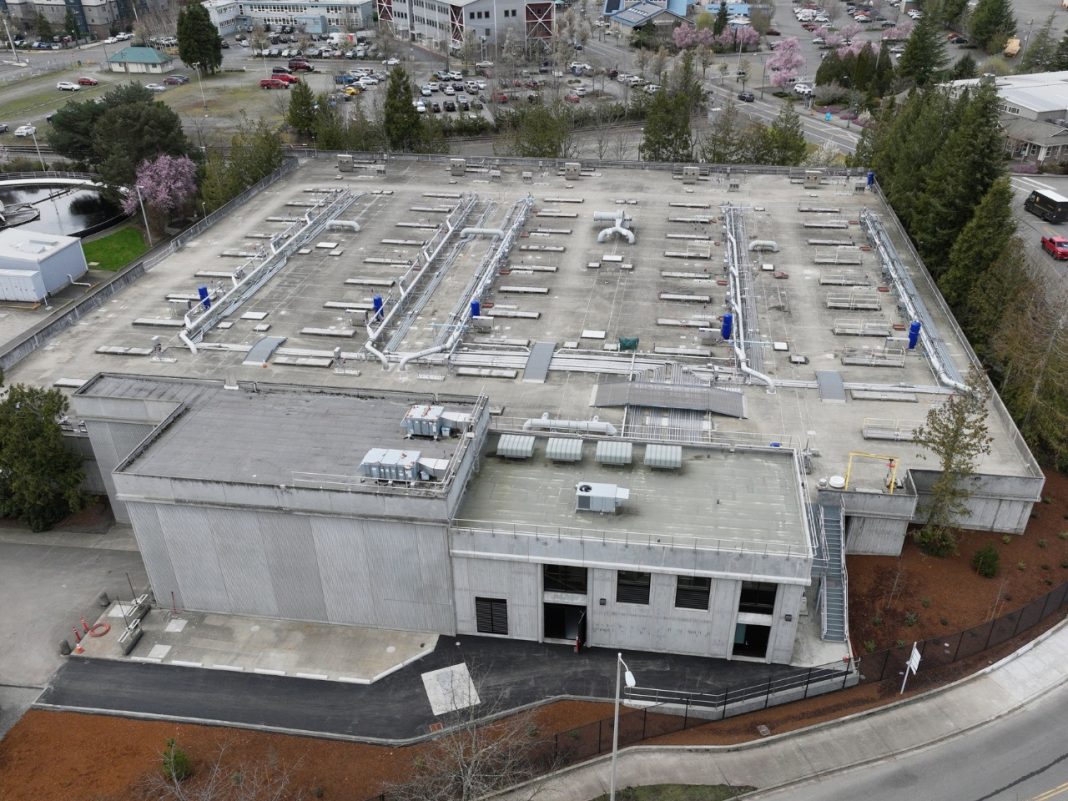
[546,437,583,462]
[575,482,629,514]
[593,210,635,244]
[401,405,473,439]
[360,448,421,482]
[497,434,536,459]
[596,441,633,466]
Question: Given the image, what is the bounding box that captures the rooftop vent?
[595,440,633,466]
[546,437,583,462]
[575,482,629,514]
[644,444,682,470]
[497,434,535,459]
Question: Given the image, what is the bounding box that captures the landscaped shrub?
[972,544,1000,578]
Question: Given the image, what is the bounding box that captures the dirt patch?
[1,471,1065,801]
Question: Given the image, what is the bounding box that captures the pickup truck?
[1041,235,1068,259]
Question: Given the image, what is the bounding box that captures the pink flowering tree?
[767,36,805,86]
[836,40,867,57]
[713,25,759,52]
[122,154,198,228]
[838,22,862,41]
[673,24,715,50]
[881,21,913,41]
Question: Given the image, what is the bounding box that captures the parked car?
[475,60,494,68]
[289,60,314,71]
[493,92,508,103]
[274,73,300,84]
[574,86,589,96]
[342,85,362,96]
[443,99,457,111]
[259,77,288,89]
[0,123,8,134]
[738,91,755,102]
[14,125,36,137]
[384,57,400,65]
[164,74,189,85]
[1041,235,1068,259]
[430,101,441,113]
[145,83,167,92]
[56,81,80,91]
[443,84,455,95]
[77,76,99,86]
[793,83,813,96]
[458,99,470,111]
[643,83,660,95]
[414,101,426,113]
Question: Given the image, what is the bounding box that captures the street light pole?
[2,16,22,64]
[610,653,637,801]
[29,130,46,171]
[194,64,207,109]
[135,184,154,247]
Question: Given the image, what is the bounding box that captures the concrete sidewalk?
[502,618,1068,801]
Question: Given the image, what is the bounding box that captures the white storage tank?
[0,228,88,302]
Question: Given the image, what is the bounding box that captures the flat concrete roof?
[457,436,809,555]
[8,158,1041,505]
[88,375,480,491]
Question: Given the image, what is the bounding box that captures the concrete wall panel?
[260,514,328,621]
[159,506,232,612]
[125,502,183,609]
[213,513,278,617]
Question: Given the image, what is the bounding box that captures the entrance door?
[732,623,771,658]
[544,602,587,642]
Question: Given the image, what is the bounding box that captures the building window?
[617,571,651,604]
[469,10,475,17]
[544,564,588,594]
[739,581,777,615]
[675,575,711,610]
[475,597,508,635]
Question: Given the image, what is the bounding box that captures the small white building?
[0,229,88,303]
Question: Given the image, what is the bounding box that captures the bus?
[1024,189,1068,224]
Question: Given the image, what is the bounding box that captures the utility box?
[564,162,581,179]
[337,154,354,172]
[682,166,699,185]
[575,481,629,513]
[803,170,822,189]
[0,228,88,302]
[450,158,466,176]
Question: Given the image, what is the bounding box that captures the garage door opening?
[544,603,586,643]
[733,623,770,659]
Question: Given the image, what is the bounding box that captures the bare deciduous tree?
[140,740,307,801]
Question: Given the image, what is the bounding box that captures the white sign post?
[900,641,921,695]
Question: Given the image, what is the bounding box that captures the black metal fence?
[857,579,1068,683]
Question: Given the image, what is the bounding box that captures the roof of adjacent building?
[458,434,810,555]
[0,228,78,264]
[108,46,173,64]
[950,71,1068,115]
[611,0,689,26]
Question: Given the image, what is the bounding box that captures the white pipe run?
[364,341,391,369]
[522,414,619,436]
[327,220,361,232]
[460,227,504,237]
[724,222,775,393]
[398,344,444,370]
[593,210,635,244]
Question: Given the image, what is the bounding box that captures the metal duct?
[522,413,618,436]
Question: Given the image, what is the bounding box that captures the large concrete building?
[376,0,553,54]
[2,156,1043,667]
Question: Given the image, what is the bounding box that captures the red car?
[288,60,314,71]
[274,73,301,84]
[1041,235,1068,259]
[493,92,509,103]
[76,76,99,86]
[259,77,289,89]
[564,93,581,103]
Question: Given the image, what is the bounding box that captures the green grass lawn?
[588,784,756,801]
[81,226,150,271]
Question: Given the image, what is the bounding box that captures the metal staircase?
[818,500,848,642]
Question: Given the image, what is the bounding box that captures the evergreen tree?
[671,49,703,112]
[714,1,728,35]
[176,3,223,74]
[286,81,317,138]
[899,13,949,86]
[1018,13,1057,73]
[910,83,1005,276]
[382,67,423,152]
[816,50,843,86]
[969,0,1015,52]
[872,45,895,96]
[759,102,807,165]
[48,97,108,165]
[639,89,692,162]
[1052,30,1068,71]
[92,86,193,187]
[852,43,877,93]
[36,13,52,40]
[63,8,80,38]
[700,100,746,163]
[508,105,573,158]
[949,53,978,80]
[938,177,1017,350]
[848,96,892,168]
[962,243,1031,360]
[0,383,85,532]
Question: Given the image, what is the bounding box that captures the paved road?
[741,672,1068,801]
[37,636,833,741]
[1009,173,1068,296]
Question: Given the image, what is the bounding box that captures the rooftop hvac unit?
[575,482,629,514]
[546,437,583,462]
[360,448,421,482]
[402,405,472,439]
